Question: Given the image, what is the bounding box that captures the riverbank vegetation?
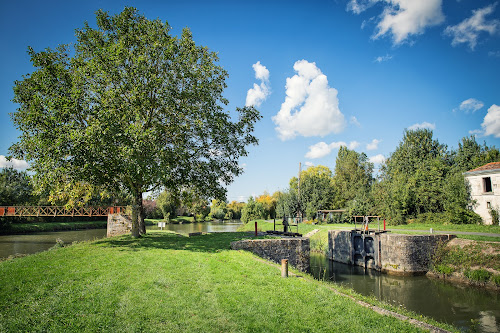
[430,238,500,289]
[0,231,454,332]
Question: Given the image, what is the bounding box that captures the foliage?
[489,207,500,226]
[209,199,227,220]
[332,147,373,209]
[10,7,260,237]
[226,200,245,220]
[156,190,180,222]
[241,196,266,223]
[142,199,162,219]
[255,192,277,219]
[289,165,336,219]
[0,168,36,206]
[464,268,492,283]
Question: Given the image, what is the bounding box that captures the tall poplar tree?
[10,8,260,237]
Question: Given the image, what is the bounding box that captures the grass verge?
[0,231,455,332]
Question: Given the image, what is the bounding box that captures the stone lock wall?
[231,237,310,271]
[107,213,132,237]
[379,233,453,275]
[328,230,454,275]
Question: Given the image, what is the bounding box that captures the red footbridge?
[0,206,129,217]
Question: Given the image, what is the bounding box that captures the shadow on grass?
[94,231,255,253]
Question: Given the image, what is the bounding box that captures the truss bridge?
[0,206,129,217]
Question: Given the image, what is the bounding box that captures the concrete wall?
[231,237,310,271]
[328,230,454,275]
[465,172,500,225]
[107,213,132,237]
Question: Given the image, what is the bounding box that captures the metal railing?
[0,206,130,217]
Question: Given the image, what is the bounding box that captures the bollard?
[430,228,433,234]
[255,221,258,236]
[281,259,288,278]
[383,219,386,231]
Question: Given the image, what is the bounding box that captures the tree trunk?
[137,192,146,235]
[131,199,140,238]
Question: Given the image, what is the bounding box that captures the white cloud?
[0,155,29,170]
[305,142,333,159]
[305,141,358,159]
[350,116,361,127]
[374,0,445,44]
[347,0,378,15]
[469,129,483,137]
[408,122,436,130]
[305,161,315,167]
[366,139,381,150]
[444,4,499,50]
[489,50,500,57]
[272,60,346,140]
[369,154,386,164]
[245,61,271,107]
[481,104,500,138]
[456,98,484,113]
[374,54,393,63]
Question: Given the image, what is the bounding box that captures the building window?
[483,177,493,193]
[487,202,492,209]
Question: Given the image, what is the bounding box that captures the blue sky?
[1,0,499,202]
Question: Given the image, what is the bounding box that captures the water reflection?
[0,229,107,259]
[156,220,244,234]
[310,252,500,333]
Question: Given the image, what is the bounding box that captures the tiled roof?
[466,162,500,173]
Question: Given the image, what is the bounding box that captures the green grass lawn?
[0,231,454,332]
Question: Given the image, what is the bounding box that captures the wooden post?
[254,221,258,236]
[281,259,288,278]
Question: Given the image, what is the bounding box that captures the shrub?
[434,264,454,275]
[464,268,492,283]
[492,275,500,286]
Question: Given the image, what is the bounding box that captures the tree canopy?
[10,8,260,236]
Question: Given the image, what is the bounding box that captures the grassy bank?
[0,220,108,235]
[0,231,454,332]
[430,238,500,288]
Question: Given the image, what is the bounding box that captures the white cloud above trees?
[444,4,499,50]
[0,155,29,170]
[245,61,270,107]
[305,141,359,159]
[408,122,436,130]
[369,154,386,164]
[366,139,381,150]
[273,60,346,140]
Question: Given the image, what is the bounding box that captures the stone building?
[464,162,500,225]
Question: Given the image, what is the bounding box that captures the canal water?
[0,220,243,259]
[1,222,498,332]
[309,252,500,333]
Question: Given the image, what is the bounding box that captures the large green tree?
[0,168,36,206]
[332,147,373,209]
[10,8,260,237]
[289,165,335,219]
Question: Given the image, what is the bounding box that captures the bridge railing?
[0,206,130,217]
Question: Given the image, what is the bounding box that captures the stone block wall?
[231,237,310,271]
[328,230,454,275]
[107,213,132,237]
[379,234,453,275]
[328,230,353,264]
